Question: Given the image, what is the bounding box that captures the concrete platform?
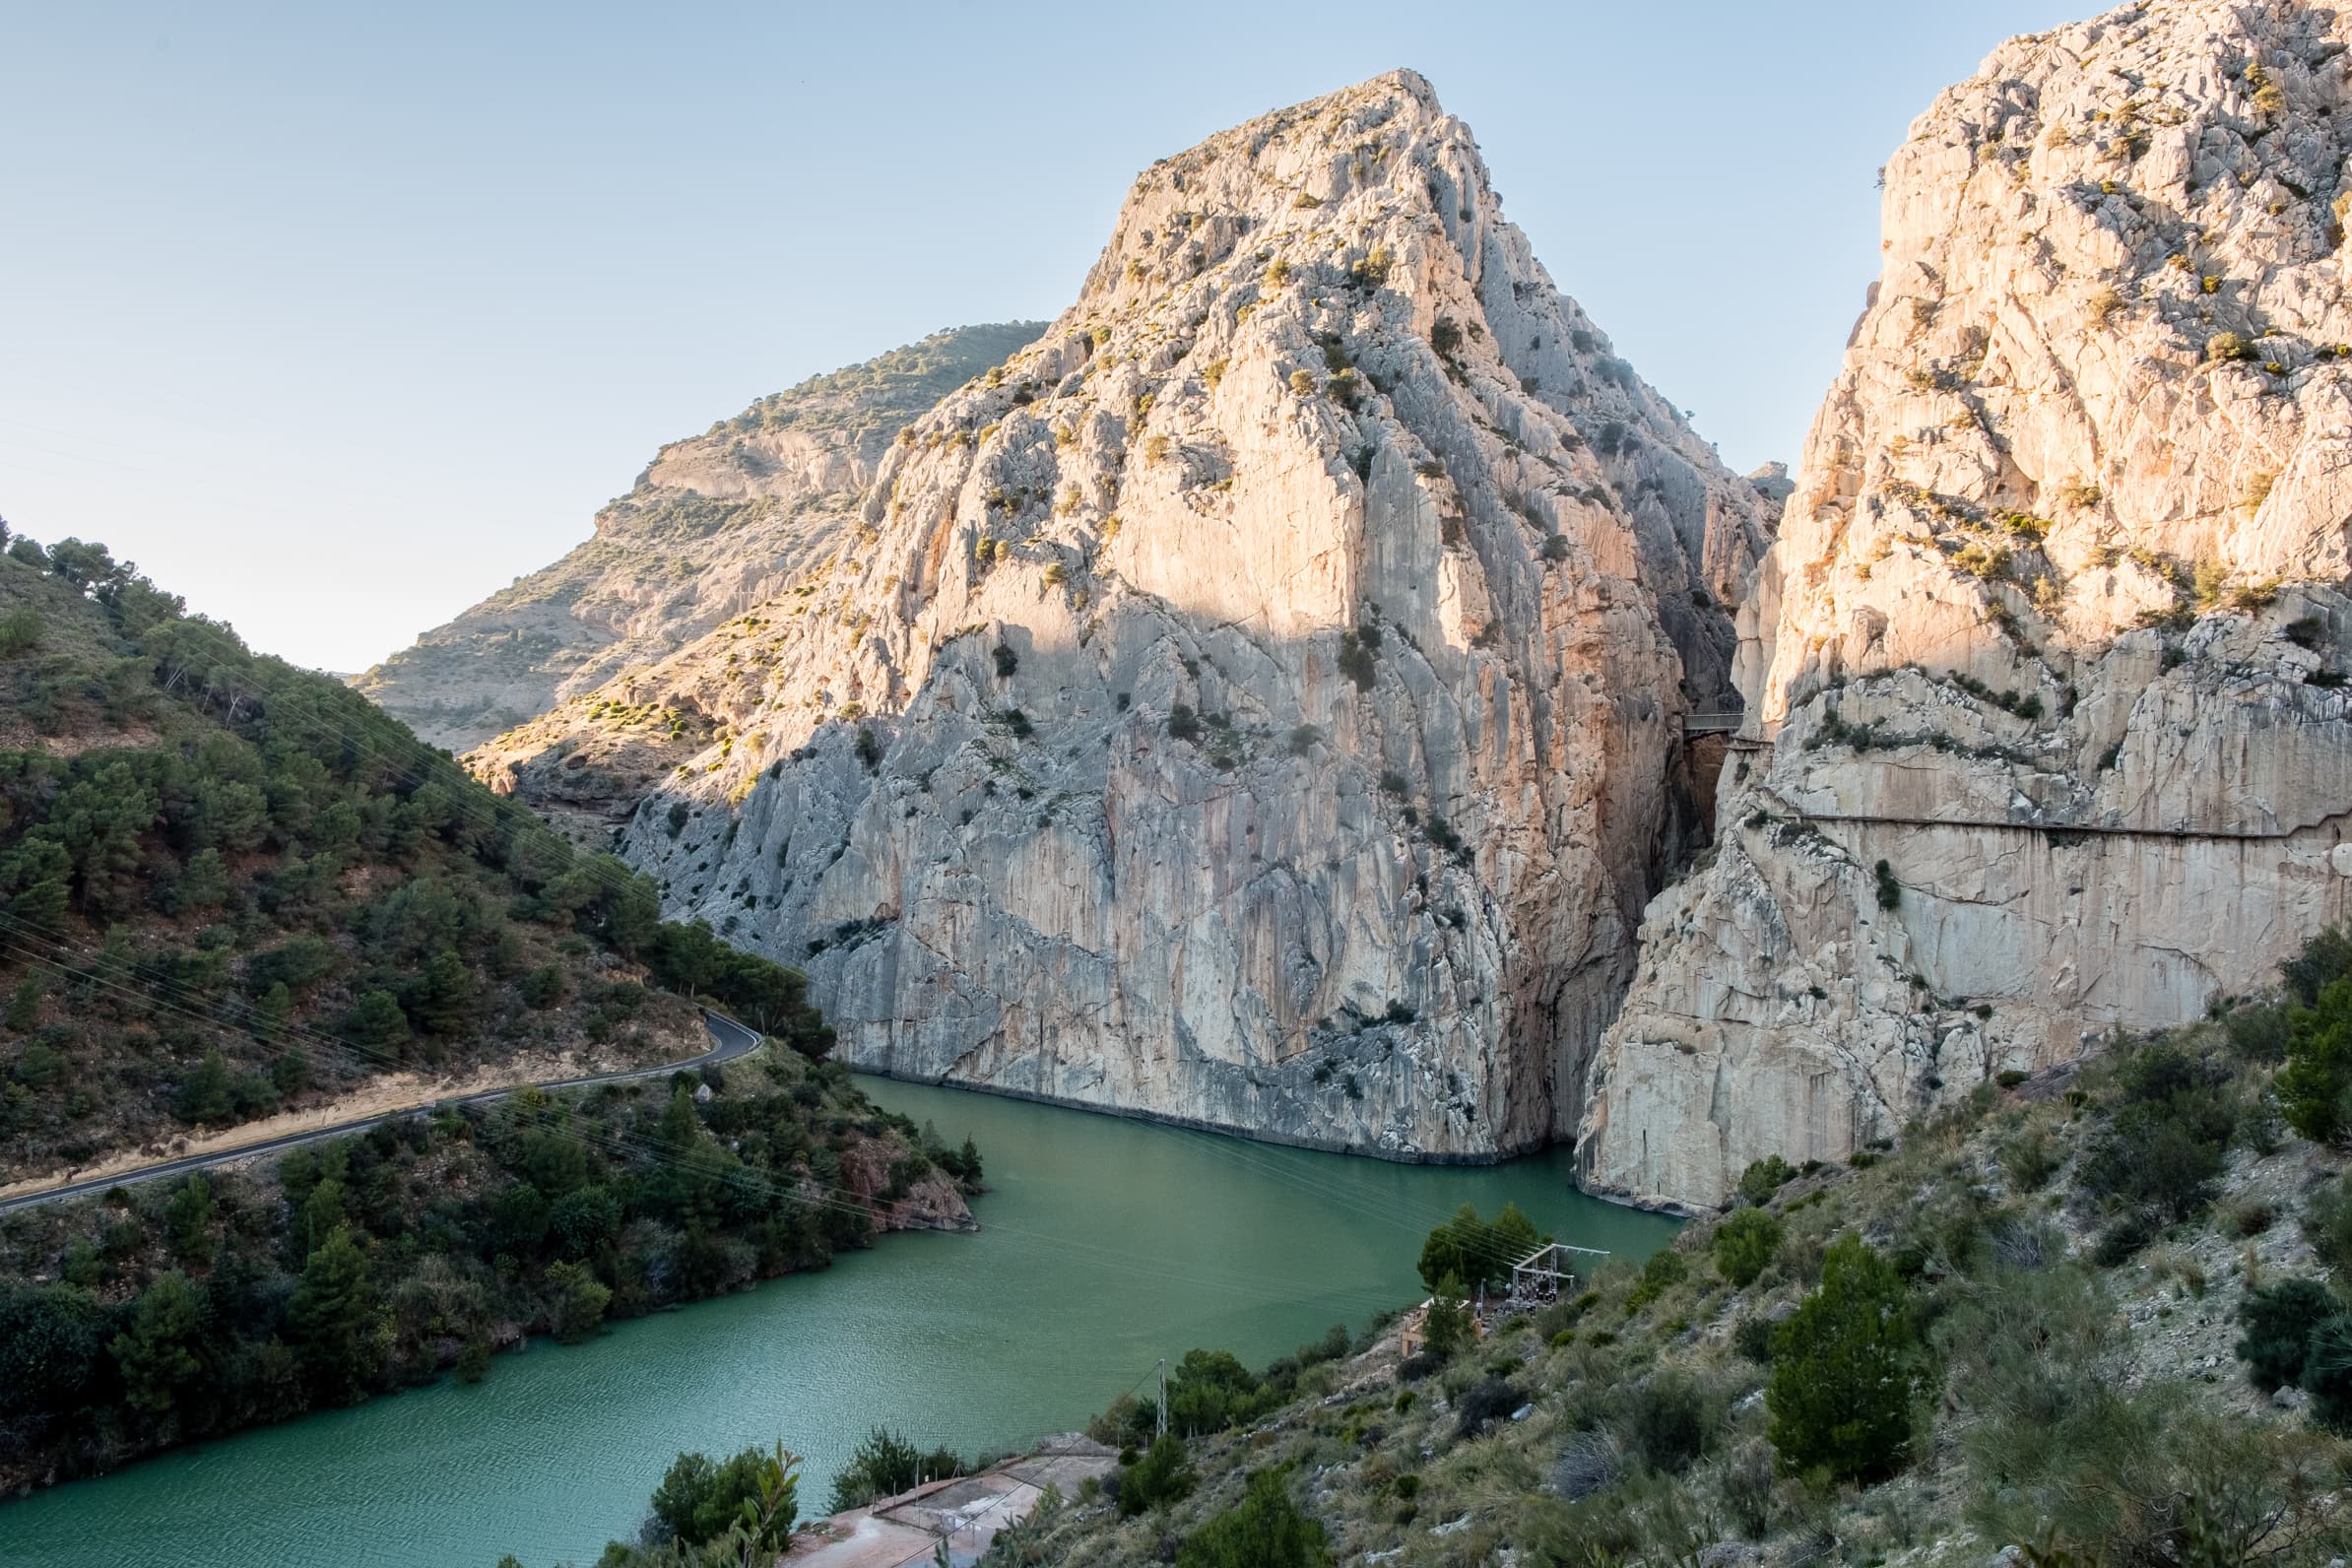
[784,1436,1117,1568]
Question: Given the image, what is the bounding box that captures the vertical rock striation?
[1584,0,2352,1209]
[475,71,1778,1158]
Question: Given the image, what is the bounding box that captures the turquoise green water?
[0,1079,1676,1568]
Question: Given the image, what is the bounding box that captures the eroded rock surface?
[1584,0,2352,1209]
[476,71,1777,1158]
[355,324,1044,750]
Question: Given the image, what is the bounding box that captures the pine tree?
[1766,1235,1931,1481]
[286,1227,384,1405]
[111,1272,206,1416]
[341,989,410,1052]
[172,1049,234,1125]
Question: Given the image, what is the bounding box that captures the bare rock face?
[478,71,1778,1159]
[1583,0,2352,1209]
[353,324,1045,751]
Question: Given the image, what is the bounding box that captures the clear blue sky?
[1,1,2083,674]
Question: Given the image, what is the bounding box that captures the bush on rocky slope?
[961,938,2352,1566]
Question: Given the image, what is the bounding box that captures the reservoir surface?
[0,1078,1676,1568]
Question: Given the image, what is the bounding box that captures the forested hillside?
[0,1027,982,1490]
[0,529,823,1184]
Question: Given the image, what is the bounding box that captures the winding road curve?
[0,1010,764,1217]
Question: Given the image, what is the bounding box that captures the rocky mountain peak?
[472,72,1780,1160]
[353,322,1045,751]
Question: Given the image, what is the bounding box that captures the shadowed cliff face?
[1584,0,2352,1209]
[472,70,1779,1159]
[352,323,1046,751]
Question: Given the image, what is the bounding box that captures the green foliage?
[287,1227,386,1406]
[163,1174,215,1265]
[2235,1277,2336,1393]
[0,535,839,1178]
[1422,1280,1471,1359]
[2280,975,2352,1143]
[828,1425,958,1512]
[2077,1039,2240,1219]
[1120,1433,1197,1517]
[1712,1209,1782,1287]
[1736,1155,1797,1208]
[1416,1202,1542,1294]
[1166,1348,1272,1436]
[1177,1467,1330,1568]
[1767,1235,1931,1482]
[544,1260,613,1342]
[1617,1370,1716,1474]
[110,1271,206,1416]
[172,1048,234,1125]
[652,1442,802,1549]
[0,1282,105,1424]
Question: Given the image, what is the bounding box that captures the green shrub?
[2225,1003,2290,1064]
[2279,976,2352,1143]
[1624,1246,1689,1314]
[2076,1040,2238,1219]
[0,608,42,656]
[1874,859,1902,910]
[1619,1370,1714,1474]
[2235,1277,2336,1394]
[2284,927,2352,1005]
[1767,1236,1931,1482]
[2302,1314,2352,1434]
[1177,1466,1329,1568]
[2304,1173,2352,1276]
[827,1426,956,1512]
[1166,1348,1270,1436]
[652,1443,800,1548]
[1736,1155,1797,1208]
[1119,1433,1196,1516]
[1997,1124,2061,1192]
[1712,1209,1782,1287]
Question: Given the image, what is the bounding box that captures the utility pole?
[1156,1357,1167,1440]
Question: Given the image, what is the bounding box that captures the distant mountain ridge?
[353,323,1047,750]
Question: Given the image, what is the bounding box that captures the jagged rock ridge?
[475,70,1779,1159]
[1583,0,2352,1209]
[354,323,1046,750]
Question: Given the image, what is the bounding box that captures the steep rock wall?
[1584,0,2352,1209]
[478,72,1777,1158]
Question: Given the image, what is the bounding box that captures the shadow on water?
[0,1077,1677,1568]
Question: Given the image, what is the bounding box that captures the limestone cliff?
[354,324,1045,750]
[475,71,1778,1158]
[1583,0,2352,1209]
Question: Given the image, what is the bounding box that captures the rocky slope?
[1583,0,2352,1209]
[354,323,1044,751]
[474,71,1780,1159]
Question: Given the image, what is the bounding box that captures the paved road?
[0,1009,764,1216]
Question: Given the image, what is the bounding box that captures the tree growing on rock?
[1767,1235,1932,1482]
